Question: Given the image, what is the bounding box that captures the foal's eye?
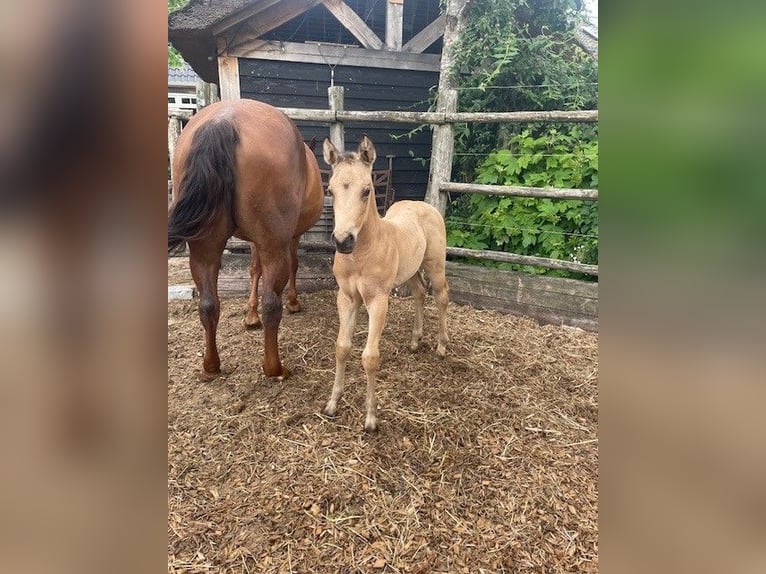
[361,187,371,199]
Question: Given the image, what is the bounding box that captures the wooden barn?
[169,0,446,201]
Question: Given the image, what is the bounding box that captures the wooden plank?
[217,56,240,100]
[441,182,598,201]
[402,14,445,53]
[229,40,441,72]
[385,0,404,50]
[445,261,598,331]
[239,58,438,88]
[321,0,384,49]
[447,246,598,276]
[445,263,597,317]
[449,110,598,123]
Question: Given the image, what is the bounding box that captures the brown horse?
[243,137,323,329]
[320,136,449,432]
[168,99,323,379]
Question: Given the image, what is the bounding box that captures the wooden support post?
[328,86,345,151]
[386,0,404,50]
[217,56,240,100]
[195,79,219,109]
[425,0,465,215]
[168,115,183,184]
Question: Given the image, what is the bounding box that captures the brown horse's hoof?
[199,369,221,382]
[263,364,291,380]
[285,301,301,314]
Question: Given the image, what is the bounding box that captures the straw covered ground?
[168,273,598,573]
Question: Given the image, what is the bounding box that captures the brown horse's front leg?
[243,245,262,329]
[285,236,301,314]
[259,252,291,379]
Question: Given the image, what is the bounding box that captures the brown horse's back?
[171,99,310,248]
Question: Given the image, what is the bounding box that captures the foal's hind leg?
[406,273,426,351]
[188,237,228,377]
[423,259,449,358]
[243,245,262,329]
[285,236,302,314]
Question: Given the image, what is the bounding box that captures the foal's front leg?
[323,290,360,418]
[361,294,389,433]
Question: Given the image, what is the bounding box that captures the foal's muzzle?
[333,234,356,254]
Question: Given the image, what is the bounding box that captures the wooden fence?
[168,90,598,328]
[270,92,599,277]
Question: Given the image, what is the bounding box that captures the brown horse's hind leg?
[258,248,291,379]
[243,245,262,329]
[188,238,227,378]
[285,236,301,314]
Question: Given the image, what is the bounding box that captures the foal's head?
[322,136,377,254]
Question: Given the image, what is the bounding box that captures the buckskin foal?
[320,136,449,432]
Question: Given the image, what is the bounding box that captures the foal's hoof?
[436,346,447,359]
[364,421,378,434]
[243,316,262,330]
[285,300,301,314]
[321,407,336,419]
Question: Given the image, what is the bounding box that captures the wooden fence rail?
[446,247,598,276]
[275,107,597,125]
[440,182,598,201]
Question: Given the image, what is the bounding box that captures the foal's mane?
[335,152,365,166]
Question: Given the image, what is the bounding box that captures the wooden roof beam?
[217,0,323,49]
[403,14,445,53]
[212,0,283,36]
[321,0,384,50]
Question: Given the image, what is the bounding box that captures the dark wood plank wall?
[239,59,439,200]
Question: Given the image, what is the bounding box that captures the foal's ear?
[323,138,340,167]
[358,136,376,166]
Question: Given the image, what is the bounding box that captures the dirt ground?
[168,262,598,573]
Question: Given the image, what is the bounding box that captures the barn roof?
[169,0,319,84]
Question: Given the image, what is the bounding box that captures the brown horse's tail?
[168,117,239,252]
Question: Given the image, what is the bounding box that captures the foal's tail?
[168,118,239,252]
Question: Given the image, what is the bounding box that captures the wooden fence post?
[196,79,219,109]
[168,115,183,184]
[425,0,466,215]
[328,86,345,151]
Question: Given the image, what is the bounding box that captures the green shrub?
[446,128,598,280]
